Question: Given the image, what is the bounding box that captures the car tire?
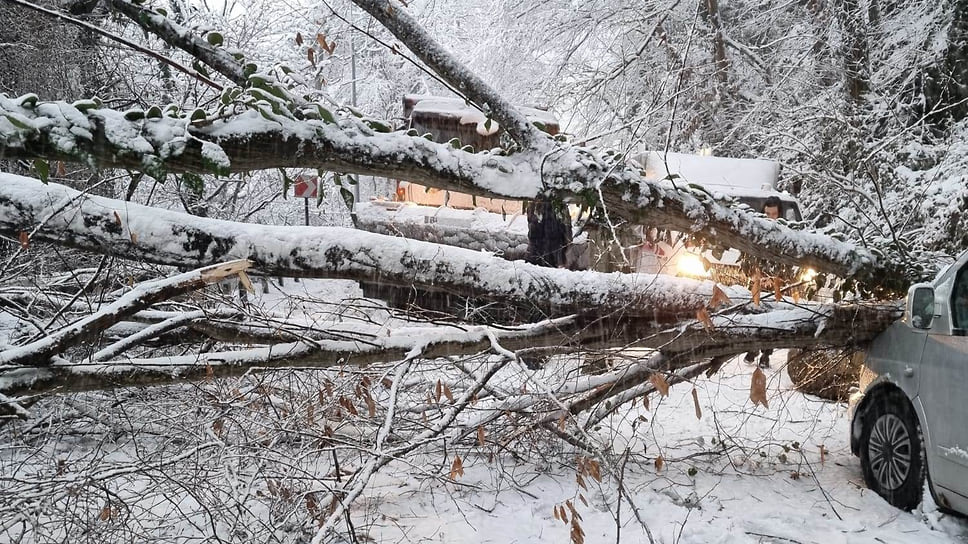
[859,395,925,511]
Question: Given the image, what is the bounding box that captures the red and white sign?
[293,175,319,199]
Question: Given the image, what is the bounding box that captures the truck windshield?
[734,196,802,222]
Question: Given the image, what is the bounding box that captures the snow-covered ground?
[358,355,968,544]
[214,278,968,543]
[4,279,968,543]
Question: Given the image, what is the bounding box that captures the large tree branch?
[0,173,735,318]
[107,0,248,86]
[0,316,583,399]
[0,96,892,283]
[349,0,545,148]
[0,300,898,405]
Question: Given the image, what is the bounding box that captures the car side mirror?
[908,284,935,330]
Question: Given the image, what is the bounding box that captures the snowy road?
[366,354,968,543]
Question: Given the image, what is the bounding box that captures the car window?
[954,268,968,330]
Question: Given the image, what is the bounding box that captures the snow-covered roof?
[640,151,781,196]
[405,94,559,137]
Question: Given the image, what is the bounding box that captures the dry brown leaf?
[306,403,315,426]
[99,505,111,521]
[710,284,731,308]
[295,32,303,45]
[570,519,585,544]
[18,231,28,249]
[316,33,336,54]
[642,394,650,411]
[654,455,664,472]
[792,287,801,303]
[579,494,588,507]
[819,444,827,465]
[477,425,486,447]
[434,380,442,403]
[750,367,769,408]
[696,307,714,330]
[364,392,376,418]
[566,499,581,521]
[442,383,454,403]
[553,505,560,521]
[212,418,224,436]
[113,210,122,226]
[691,387,702,420]
[55,161,66,177]
[752,267,762,306]
[307,47,315,65]
[576,472,586,490]
[341,396,359,416]
[650,373,670,397]
[448,455,464,480]
[588,459,601,482]
[559,505,568,524]
[773,276,784,302]
[129,231,138,244]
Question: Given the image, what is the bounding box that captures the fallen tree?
[0,0,948,541]
[0,0,907,286]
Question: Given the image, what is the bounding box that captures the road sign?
[293,175,319,199]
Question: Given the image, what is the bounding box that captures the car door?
[919,263,968,498]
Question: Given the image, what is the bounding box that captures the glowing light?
[801,267,818,282]
[677,253,709,278]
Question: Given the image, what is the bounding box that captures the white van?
[849,250,968,513]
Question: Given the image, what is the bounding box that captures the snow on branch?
[0,316,580,401]
[349,0,546,149]
[0,172,737,317]
[0,93,534,199]
[0,259,251,368]
[107,0,248,86]
[0,93,893,283]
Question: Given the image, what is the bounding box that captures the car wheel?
[859,396,924,511]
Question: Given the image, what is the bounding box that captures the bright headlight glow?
[676,253,709,277]
[800,267,818,282]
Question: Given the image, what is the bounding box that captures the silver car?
[850,249,968,512]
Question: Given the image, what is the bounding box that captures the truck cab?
[628,151,802,281]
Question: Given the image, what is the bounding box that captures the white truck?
[609,151,802,282]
